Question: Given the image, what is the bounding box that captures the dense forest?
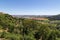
[0,12,60,40]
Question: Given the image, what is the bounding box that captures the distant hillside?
[47,14,60,20]
[12,15,51,18]
[13,15,49,21]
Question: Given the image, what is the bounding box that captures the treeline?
[0,12,60,40]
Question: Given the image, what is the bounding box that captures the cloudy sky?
[0,0,60,15]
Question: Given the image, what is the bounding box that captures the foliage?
[0,12,60,40]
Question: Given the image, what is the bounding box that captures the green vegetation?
[0,12,60,40]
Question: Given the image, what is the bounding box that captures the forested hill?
[47,14,60,20]
[0,12,24,40]
[0,12,60,40]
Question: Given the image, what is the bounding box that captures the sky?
[0,0,60,15]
